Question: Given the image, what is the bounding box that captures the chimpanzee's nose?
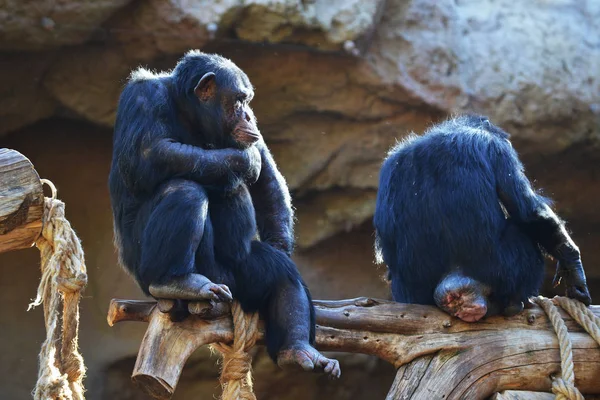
[245,112,251,122]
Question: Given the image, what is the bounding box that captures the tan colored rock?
[265,113,433,192]
[233,0,386,52]
[0,0,131,50]
[368,0,600,152]
[229,46,401,124]
[106,0,239,57]
[295,189,377,248]
[0,53,56,135]
[43,48,131,127]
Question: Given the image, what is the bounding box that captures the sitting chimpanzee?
[108,50,340,377]
[374,115,591,322]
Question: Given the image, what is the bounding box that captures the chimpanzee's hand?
[553,260,592,306]
[228,145,261,184]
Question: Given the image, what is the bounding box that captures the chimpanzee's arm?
[249,140,294,256]
[149,137,259,186]
[493,139,591,305]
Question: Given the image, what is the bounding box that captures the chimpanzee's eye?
[234,98,244,109]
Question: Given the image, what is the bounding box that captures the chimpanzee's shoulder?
[118,69,174,114]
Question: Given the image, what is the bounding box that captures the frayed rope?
[28,180,87,400]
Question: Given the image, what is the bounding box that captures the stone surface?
[367,0,600,153]
[0,53,56,135]
[232,0,386,52]
[105,0,237,57]
[43,47,131,127]
[0,0,132,50]
[2,0,598,244]
[295,189,377,248]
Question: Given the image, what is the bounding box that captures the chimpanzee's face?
[221,87,259,148]
[194,68,261,149]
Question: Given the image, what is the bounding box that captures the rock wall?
[0,0,599,399]
[1,0,599,246]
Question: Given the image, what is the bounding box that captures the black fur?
[108,51,314,360]
[374,115,578,309]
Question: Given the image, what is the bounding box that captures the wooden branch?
[0,148,44,253]
[108,298,600,399]
[491,392,554,400]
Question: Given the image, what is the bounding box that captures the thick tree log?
[0,148,44,253]
[108,297,600,399]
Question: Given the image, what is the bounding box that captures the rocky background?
[0,1,599,399]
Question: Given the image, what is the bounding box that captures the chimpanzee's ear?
[194,72,216,102]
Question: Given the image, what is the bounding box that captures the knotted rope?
[28,180,88,400]
[534,296,600,400]
[211,301,260,400]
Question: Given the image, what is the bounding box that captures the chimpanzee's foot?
[277,344,341,379]
[434,272,490,322]
[200,283,233,302]
[149,273,233,302]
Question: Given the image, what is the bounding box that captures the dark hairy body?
[374,115,591,322]
[108,51,339,376]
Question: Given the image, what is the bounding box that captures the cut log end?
[107,299,156,326]
[0,148,44,253]
[132,373,173,400]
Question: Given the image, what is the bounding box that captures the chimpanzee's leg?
[234,241,340,378]
[208,186,340,378]
[136,179,231,302]
[488,221,545,317]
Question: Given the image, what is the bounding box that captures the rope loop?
[534,296,600,400]
[27,181,87,400]
[40,179,58,200]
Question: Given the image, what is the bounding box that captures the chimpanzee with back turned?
[108,50,340,377]
[374,115,591,322]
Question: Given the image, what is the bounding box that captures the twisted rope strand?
[533,295,600,400]
[211,301,259,400]
[554,297,600,346]
[28,182,87,400]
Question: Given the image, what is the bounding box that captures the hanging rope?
[534,296,600,400]
[28,179,88,400]
[211,301,260,400]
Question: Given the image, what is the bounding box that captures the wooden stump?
[108,297,600,400]
[0,148,44,253]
